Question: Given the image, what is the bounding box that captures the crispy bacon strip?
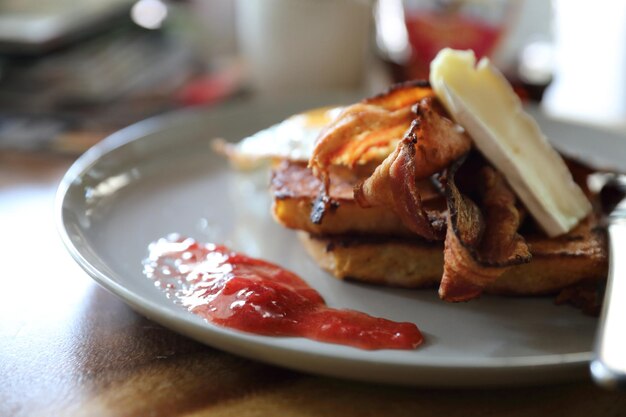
[308,82,434,224]
[440,160,532,302]
[353,97,472,241]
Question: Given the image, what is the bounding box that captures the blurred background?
[0,0,622,155]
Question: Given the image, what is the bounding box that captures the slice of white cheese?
[430,48,591,237]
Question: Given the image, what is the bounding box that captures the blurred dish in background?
[0,0,135,54]
[0,27,197,154]
[0,1,242,155]
[543,0,626,130]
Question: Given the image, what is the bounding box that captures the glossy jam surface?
[143,235,423,350]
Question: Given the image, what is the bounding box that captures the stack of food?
[222,49,608,309]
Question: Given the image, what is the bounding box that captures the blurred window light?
[375,0,410,63]
[518,40,554,85]
[543,0,626,129]
[131,0,168,30]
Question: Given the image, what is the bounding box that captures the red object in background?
[144,235,423,350]
[177,67,241,107]
[403,11,504,79]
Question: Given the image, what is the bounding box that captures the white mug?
[236,0,373,95]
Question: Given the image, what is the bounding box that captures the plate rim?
[55,101,604,385]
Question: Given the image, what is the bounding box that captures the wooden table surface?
[2,152,626,417]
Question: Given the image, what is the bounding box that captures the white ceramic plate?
[57,97,626,387]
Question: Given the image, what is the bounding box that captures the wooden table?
[2,152,625,417]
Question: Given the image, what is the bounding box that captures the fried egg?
[214,106,343,170]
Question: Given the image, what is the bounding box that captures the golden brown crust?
[299,231,607,296]
[298,232,443,288]
[271,160,443,237]
[273,197,413,237]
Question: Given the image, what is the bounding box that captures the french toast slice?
[272,158,608,296]
[299,222,608,295]
[271,160,445,237]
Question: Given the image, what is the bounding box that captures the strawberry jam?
[143,234,423,350]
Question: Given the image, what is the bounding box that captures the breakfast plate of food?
[57,49,626,387]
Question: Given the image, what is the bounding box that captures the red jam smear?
[143,235,423,350]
